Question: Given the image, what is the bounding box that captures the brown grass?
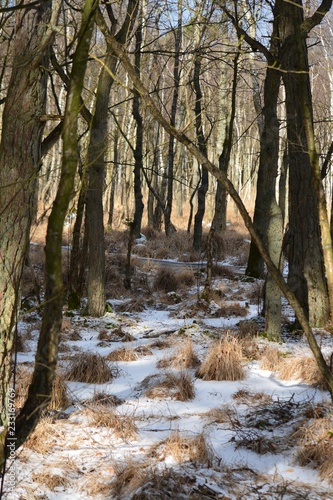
[111,459,148,498]
[278,355,327,389]
[32,472,68,490]
[49,373,70,410]
[196,335,245,381]
[238,319,260,337]
[148,339,171,350]
[240,337,261,361]
[65,352,115,383]
[106,347,139,362]
[157,339,200,369]
[232,389,272,405]
[260,346,285,371]
[295,417,333,482]
[86,405,137,440]
[88,392,124,406]
[206,405,235,424]
[153,268,180,293]
[145,371,195,401]
[218,302,248,317]
[116,298,146,313]
[155,431,213,466]
[25,417,58,454]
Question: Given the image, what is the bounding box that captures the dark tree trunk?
[132,22,144,239]
[279,0,330,326]
[0,0,54,427]
[212,46,239,234]
[86,1,139,317]
[164,2,182,236]
[193,54,208,253]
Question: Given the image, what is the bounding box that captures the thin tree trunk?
[132,21,144,238]
[164,0,182,236]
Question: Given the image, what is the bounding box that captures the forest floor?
[4,222,333,499]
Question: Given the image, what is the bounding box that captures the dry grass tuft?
[240,337,261,361]
[106,347,139,362]
[232,389,272,405]
[86,405,137,440]
[148,339,171,350]
[116,298,146,313]
[65,352,115,383]
[153,268,180,293]
[196,334,245,381]
[217,301,249,317]
[295,417,333,482]
[157,340,200,369]
[25,417,57,454]
[49,373,70,410]
[278,355,327,389]
[145,371,195,401]
[134,345,153,356]
[88,392,124,406]
[176,269,196,287]
[32,472,68,490]
[156,431,213,466]
[260,345,285,371]
[238,319,260,337]
[111,459,148,498]
[206,405,235,424]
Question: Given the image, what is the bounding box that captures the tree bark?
[280,0,330,326]
[15,0,98,448]
[132,21,145,239]
[0,0,57,427]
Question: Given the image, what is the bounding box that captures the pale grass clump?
[49,373,70,410]
[157,431,213,466]
[295,417,333,482]
[65,352,115,383]
[86,405,137,440]
[196,334,245,381]
[32,472,68,491]
[106,347,139,362]
[25,417,57,454]
[157,340,200,369]
[111,459,149,498]
[278,355,327,389]
[260,345,285,371]
[145,371,195,401]
[206,405,235,424]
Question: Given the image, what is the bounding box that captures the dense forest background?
[1,0,333,460]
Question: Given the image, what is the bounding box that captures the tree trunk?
[86,2,139,316]
[192,54,208,253]
[164,0,182,236]
[132,22,145,239]
[0,0,55,427]
[15,0,98,448]
[280,0,330,326]
[212,46,239,234]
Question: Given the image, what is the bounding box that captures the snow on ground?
[3,264,333,499]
